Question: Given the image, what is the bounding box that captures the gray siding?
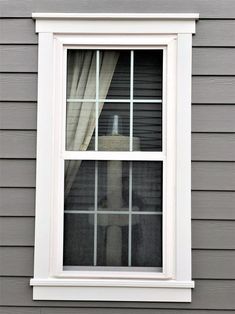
[0,0,235,313]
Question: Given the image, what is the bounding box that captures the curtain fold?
[65,51,119,195]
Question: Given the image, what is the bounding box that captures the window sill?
[30,278,194,302]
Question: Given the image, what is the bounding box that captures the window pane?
[66,102,96,151]
[132,161,162,212]
[64,160,162,268]
[98,102,130,151]
[64,160,95,211]
[133,102,162,151]
[66,50,163,152]
[132,215,162,267]
[98,161,129,211]
[133,50,162,100]
[97,214,129,266]
[63,213,94,266]
[67,50,96,100]
[101,50,130,99]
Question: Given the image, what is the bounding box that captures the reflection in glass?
[97,214,128,266]
[66,49,163,153]
[102,50,130,99]
[133,102,162,151]
[64,160,95,211]
[98,102,130,151]
[134,50,163,99]
[98,161,129,212]
[132,161,162,212]
[63,214,94,266]
[64,160,162,267]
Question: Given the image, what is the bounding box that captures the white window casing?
[31,13,199,302]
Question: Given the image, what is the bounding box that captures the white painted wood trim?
[32,13,199,34]
[30,279,194,302]
[164,38,177,279]
[32,13,199,20]
[35,21,197,34]
[33,32,54,279]
[32,286,192,302]
[176,33,193,281]
[63,151,166,161]
[31,278,194,288]
[57,36,177,46]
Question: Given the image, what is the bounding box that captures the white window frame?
[31,13,199,302]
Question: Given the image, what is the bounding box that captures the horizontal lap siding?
[1,278,235,309]
[1,160,235,189]
[1,248,235,280]
[0,103,37,130]
[1,131,235,160]
[1,19,235,46]
[1,189,234,220]
[0,1,235,312]
[0,0,235,18]
[2,46,235,75]
[1,74,235,103]
[1,104,235,132]
[0,188,35,216]
[0,310,233,314]
[0,310,235,314]
[2,247,235,279]
[1,217,235,249]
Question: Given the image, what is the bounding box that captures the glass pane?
[63,213,94,266]
[133,50,163,100]
[132,161,162,212]
[98,102,130,151]
[64,160,95,211]
[133,102,162,151]
[132,215,162,267]
[100,50,130,99]
[98,161,129,211]
[66,102,96,151]
[67,50,96,100]
[97,214,128,266]
[63,161,162,268]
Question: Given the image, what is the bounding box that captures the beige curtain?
[65,51,119,195]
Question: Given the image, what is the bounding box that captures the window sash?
[65,48,164,153]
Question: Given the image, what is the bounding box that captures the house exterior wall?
[0,1,235,313]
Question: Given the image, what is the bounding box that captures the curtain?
[65,51,119,195]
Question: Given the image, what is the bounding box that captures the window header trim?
[32,13,199,20]
[32,13,199,34]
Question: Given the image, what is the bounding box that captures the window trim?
[31,13,199,302]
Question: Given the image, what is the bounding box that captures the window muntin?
[64,49,164,270]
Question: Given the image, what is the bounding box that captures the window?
[31,13,199,302]
[64,49,163,271]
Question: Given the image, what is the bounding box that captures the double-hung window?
[31,13,199,302]
[64,48,164,271]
